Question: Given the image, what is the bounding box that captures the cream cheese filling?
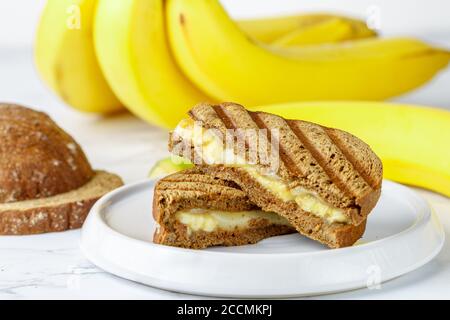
[176,208,291,234]
[174,119,349,224]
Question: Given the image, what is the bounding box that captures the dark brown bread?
[0,104,124,234]
[153,169,296,248]
[0,104,94,203]
[169,102,383,226]
[0,171,123,235]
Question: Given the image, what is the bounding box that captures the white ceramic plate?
[80,179,444,298]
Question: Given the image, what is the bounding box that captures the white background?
[1,0,450,47]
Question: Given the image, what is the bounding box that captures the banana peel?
[149,156,193,179]
[237,13,376,44]
[35,0,123,113]
[271,18,361,47]
[94,0,212,129]
[251,101,450,197]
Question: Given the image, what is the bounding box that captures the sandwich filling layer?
[174,119,349,224]
[176,208,291,234]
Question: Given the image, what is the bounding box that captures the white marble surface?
[0,44,449,300]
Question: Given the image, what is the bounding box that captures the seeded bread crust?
[0,104,94,203]
[153,169,296,248]
[198,165,366,248]
[0,171,123,235]
[0,104,124,235]
[169,102,383,226]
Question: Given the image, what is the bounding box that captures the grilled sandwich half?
[153,169,295,249]
[169,103,383,248]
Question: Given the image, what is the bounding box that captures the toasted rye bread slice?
[0,171,123,235]
[153,169,296,249]
[169,102,382,226]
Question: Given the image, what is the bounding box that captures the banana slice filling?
[176,208,291,235]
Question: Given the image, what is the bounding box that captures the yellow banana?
[35,0,376,119]
[35,0,122,113]
[166,0,450,106]
[253,101,450,197]
[94,0,212,128]
[272,18,358,47]
[237,14,376,44]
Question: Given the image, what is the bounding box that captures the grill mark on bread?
[252,113,356,209]
[154,172,257,222]
[213,104,247,165]
[162,171,238,188]
[157,170,245,195]
[187,109,201,122]
[213,104,262,165]
[187,111,196,120]
[156,187,253,212]
[158,185,238,194]
[325,128,378,189]
[293,121,373,199]
[286,120,355,199]
[249,112,303,176]
[158,180,239,192]
[212,104,237,130]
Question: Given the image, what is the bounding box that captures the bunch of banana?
[93,0,208,127]
[166,0,450,106]
[35,0,376,120]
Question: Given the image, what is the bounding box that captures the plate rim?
[86,178,442,258]
[80,238,444,299]
[80,178,445,298]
